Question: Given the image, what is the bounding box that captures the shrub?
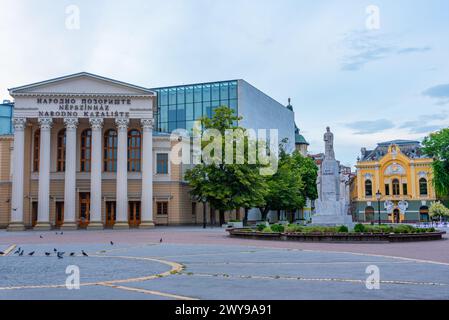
[256,224,266,232]
[285,224,303,233]
[262,227,272,233]
[393,225,416,234]
[354,224,366,233]
[338,225,349,233]
[270,224,285,233]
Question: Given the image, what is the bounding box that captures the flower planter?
[228,228,446,243]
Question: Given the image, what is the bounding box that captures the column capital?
[64,118,79,130]
[115,117,129,131]
[12,118,27,131]
[38,117,53,130]
[90,117,104,130]
[141,119,154,131]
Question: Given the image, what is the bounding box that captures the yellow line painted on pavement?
[100,283,198,300]
[0,245,16,256]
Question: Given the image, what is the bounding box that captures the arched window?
[104,129,118,172]
[33,129,40,172]
[392,179,400,195]
[128,129,141,172]
[57,129,66,172]
[80,129,92,172]
[365,180,373,197]
[365,206,375,222]
[419,178,428,196]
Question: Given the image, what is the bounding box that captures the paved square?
[1,227,448,300]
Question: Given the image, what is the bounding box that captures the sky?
[0,0,448,167]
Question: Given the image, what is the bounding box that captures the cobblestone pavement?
[0,227,448,300]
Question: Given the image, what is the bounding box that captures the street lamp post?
[376,190,382,226]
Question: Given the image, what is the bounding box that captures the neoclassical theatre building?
[0,72,297,230]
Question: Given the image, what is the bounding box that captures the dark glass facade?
[152,80,238,133]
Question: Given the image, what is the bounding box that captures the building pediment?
[9,72,155,97]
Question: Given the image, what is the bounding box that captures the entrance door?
[393,209,400,224]
[79,193,91,228]
[55,202,64,228]
[32,202,38,227]
[129,201,141,227]
[106,201,116,228]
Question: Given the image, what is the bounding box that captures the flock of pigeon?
[9,247,89,259]
[0,232,164,257]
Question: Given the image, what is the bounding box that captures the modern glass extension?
[152,80,238,133]
[0,102,13,135]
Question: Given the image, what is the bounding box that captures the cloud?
[399,113,448,129]
[345,119,395,135]
[397,46,432,54]
[423,84,449,105]
[409,125,444,134]
[340,30,431,71]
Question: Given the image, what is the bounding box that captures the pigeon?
[14,247,21,255]
[0,251,4,255]
[39,235,43,239]
[57,252,63,259]
[70,252,75,257]
[19,250,24,256]
[110,241,114,246]
[28,251,35,256]
[53,248,57,252]
[45,252,51,256]
[82,250,88,257]
[160,238,163,243]
[61,232,63,235]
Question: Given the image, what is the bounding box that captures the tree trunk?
[243,208,249,226]
[259,207,270,222]
[219,210,225,226]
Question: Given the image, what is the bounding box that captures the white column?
[7,118,27,231]
[140,119,155,228]
[88,118,104,229]
[61,118,78,230]
[114,117,129,229]
[35,117,53,230]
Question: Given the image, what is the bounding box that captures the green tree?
[429,201,449,221]
[184,106,268,226]
[258,151,306,221]
[422,128,449,197]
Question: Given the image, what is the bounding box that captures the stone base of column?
[139,221,155,229]
[7,222,26,232]
[60,222,78,230]
[33,222,52,231]
[113,221,130,230]
[87,222,104,230]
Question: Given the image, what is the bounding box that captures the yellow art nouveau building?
[351,140,436,223]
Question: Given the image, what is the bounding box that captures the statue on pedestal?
[313,127,353,226]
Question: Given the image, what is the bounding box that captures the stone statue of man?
[324,126,335,160]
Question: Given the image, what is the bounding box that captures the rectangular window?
[169,88,177,105]
[202,85,211,102]
[186,103,194,121]
[194,102,203,120]
[177,104,186,122]
[194,86,202,102]
[229,82,238,99]
[185,86,194,103]
[403,183,408,196]
[157,153,169,174]
[177,87,185,104]
[159,89,169,106]
[220,82,229,100]
[168,105,177,122]
[385,184,390,196]
[212,83,220,101]
[157,202,168,216]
